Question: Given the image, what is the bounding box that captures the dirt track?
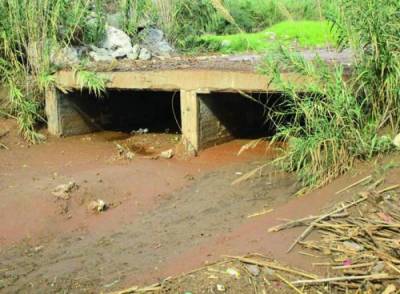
[1,118,399,293]
[0,118,298,292]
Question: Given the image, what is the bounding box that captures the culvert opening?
[64,89,181,135]
[198,92,281,149]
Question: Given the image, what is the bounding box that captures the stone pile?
[52,23,175,65]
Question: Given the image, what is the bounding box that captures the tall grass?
[330,0,400,130]
[263,0,399,188]
[0,0,105,142]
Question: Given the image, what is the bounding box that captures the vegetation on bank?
[264,0,400,188]
[200,21,334,54]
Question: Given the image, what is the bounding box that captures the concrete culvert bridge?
[47,53,351,154]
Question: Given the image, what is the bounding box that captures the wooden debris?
[287,195,368,253]
[292,273,395,285]
[270,175,400,292]
[275,273,305,294]
[336,175,372,195]
[226,256,318,280]
[247,208,273,218]
[377,184,400,194]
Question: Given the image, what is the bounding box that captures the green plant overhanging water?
[263,47,393,188]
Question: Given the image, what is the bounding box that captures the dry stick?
[269,212,349,233]
[287,195,368,253]
[336,175,372,195]
[377,185,400,194]
[292,273,395,285]
[226,256,318,280]
[332,262,375,270]
[386,262,400,275]
[0,143,8,150]
[275,273,305,294]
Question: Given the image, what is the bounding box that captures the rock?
[393,134,400,148]
[101,26,133,58]
[343,241,364,252]
[160,149,174,159]
[52,182,79,200]
[245,264,260,276]
[51,47,79,65]
[89,47,114,62]
[87,199,107,213]
[127,44,141,60]
[131,128,149,135]
[139,48,152,61]
[140,28,174,57]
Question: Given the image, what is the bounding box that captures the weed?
[0,0,106,142]
[74,70,107,97]
[329,0,400,130]
[264,47,393,188]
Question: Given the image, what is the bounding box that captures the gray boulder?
[139,48,152,61]
[89,46,114,62]
[51,46,80,65]
[101,26,133,58]
[140,28,174,57]
[127,44,141,60]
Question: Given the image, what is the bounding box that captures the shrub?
[0,0,106,142]
[263,0,399,188]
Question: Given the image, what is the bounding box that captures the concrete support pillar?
[45,88,98,137]
[45,87,62,136]
[180,90,199,154]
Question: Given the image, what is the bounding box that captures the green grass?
[200,20,335,53]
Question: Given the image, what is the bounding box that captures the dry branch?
[287,195,368,252]
[292,273,395,285]
[335,175,372,195]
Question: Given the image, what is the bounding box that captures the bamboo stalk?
[226,256,318,280]
[292,273,394,285]
[336,175,372,195]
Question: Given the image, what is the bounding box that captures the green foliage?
[0,0,107,142]
[263,0,399,188]
[75,70,107,97]
[158,0,328,51]
[119,0,156,39]
[162,0,223,50]
[200,21,334,54]
[329,0,400,130]
[221,0,327,34]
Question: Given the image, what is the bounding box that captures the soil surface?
[70,49,353,73]
[1,117,399,293]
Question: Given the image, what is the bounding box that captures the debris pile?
[270,180,400,292]
[110,254,321,294]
